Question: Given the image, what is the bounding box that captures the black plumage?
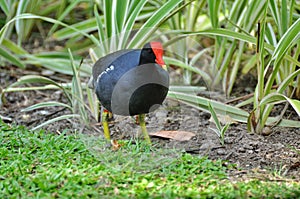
[90,42,169,116]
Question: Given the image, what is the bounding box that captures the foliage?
[0,0,299,132]
[164,0,210,85]
[1,120,300,198]
[1,1,300,197]
[171,0,300,132]
[208,102,230,145]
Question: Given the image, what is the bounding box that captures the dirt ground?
[1,65,299,180]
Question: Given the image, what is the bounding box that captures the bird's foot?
[102,110,111,140]
[138,114,152,145]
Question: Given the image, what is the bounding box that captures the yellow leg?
[138,114,151,144]
[102,110,111,140]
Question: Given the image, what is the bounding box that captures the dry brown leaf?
[149,130,195,141]
[111,139,123,150]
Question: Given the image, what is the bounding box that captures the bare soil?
[1,64,299,180]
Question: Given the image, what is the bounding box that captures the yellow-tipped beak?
[162,64,167,71]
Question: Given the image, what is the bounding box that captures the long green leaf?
[2,84,73,92]
[116,0,129,33]
[94,5,107,53]
[269,0,280,33]
[86,85,99,120]
[270,17,300,63]
[0,0,10,16]
[0,13,94,44]
[15,0,29,43]
[208,102,222,131]
[169,85,206,93]
[31,114,80,131]
[183,28,255,43]
[176,28,300,66]
[21,101,72,112]
[207,0,222,45]
[0,46,25,68]
[281,0,288,34]
[119,0,148,49]
[128,0,184,48]
[277,69,300,93]
[3,74,73,105]
[265,17,300,93]
[52,18,97,40]
[24,55,91,76]
[227,42,244,96]
[164,56,211,84]
[5,75,63,89]
[243,0,266,31]
[2,38,28,54]
[48,0,83,36]
[208,0,221,29]
[260,93,300,117]
[104,0,113,39]
[168,91,300,127]
[168,91,249,122]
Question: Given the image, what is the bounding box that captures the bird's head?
[140,42,167,70]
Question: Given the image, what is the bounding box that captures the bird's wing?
[88,49,134,89]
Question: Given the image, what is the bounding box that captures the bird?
[88,42,169,144]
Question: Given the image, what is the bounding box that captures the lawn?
[1,120,299,198]
[1,0,300,198]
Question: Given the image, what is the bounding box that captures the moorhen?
[89,42,169,144]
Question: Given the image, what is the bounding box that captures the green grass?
[0,120,299,198]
